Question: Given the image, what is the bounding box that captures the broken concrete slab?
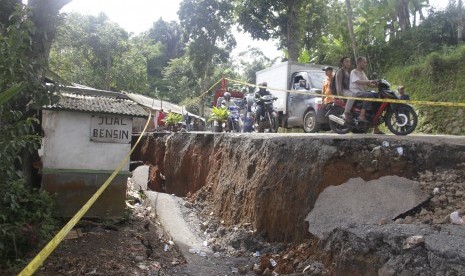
[131,165,149,190]
[305,176,430,239]
[144,192,211,260]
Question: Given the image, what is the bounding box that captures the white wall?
[42,110,131,171]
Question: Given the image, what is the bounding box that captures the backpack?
[330,70,338,95]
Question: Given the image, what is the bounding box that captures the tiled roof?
[43,92,148,117]
[125,92,204,121]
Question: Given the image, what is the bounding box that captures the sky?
[61,0,450,61]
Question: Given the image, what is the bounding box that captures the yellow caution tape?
[199,78,223,98]
[19,111,152,276]
[224,77,465,108]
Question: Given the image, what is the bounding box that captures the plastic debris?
[433,187,440,195]
[253,251,261,257]
[382,141,390,147]
[397,147,403,156]
[163,244,169,252]
[203,240,208,246]
[450,211,464,225]
[231,267,239,273]
[269,258,277,267]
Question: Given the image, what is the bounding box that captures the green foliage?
[146,19,186,99]
[163,55,198,103]
[163,112,184,125]
[0,5,57,270]
[49,12,149,92]
[385,45,465,135]
[179,0,235,107]
[208,106,229,124]
[148,18,185,61]
[235,0,329,61]
[237,47,275,86]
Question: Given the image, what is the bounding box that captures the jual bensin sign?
[90,115,132,143]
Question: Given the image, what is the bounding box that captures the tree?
[236,47,274,86]
[28,0,72,65]
[346,0,357,59]
[146,19,186,98]
[235,0,328,62]
[50,12,149,92]
[0,2,63,269]
[148,18,185,61]
[178,0,236,116]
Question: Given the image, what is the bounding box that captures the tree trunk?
[397,0,411,32]
[459,0,463,43]
[345,0,357,59]
[28,0,72,66]
[286,0,299,62]
[25,0,71,188]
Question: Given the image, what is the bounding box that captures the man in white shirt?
[350,56,384,134]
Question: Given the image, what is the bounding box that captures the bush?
[0,5,57,271]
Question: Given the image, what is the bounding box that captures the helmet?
[379,79,390,90]
[224,92,231,99]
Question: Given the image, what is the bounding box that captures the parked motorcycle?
[253,95,279,133]
[327,79,418,135]
[227,105,241,132]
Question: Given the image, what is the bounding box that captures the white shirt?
[349,69,368,93]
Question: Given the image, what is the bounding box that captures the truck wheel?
[303,110,321,133]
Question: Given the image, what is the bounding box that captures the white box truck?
[255,61,331,132]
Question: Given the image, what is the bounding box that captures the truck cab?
[256,62,331,133]
[286,70,327,132]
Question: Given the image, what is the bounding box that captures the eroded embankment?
[131,133,465,243]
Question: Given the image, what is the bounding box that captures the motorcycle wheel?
[328,106,352,134]
[385,106,418,135]
[303,110,321,133]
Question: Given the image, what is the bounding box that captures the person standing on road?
[350,56,383,134]
[157,109,166,131]
[322,66,334,104]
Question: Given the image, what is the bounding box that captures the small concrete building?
[40,86,148,217]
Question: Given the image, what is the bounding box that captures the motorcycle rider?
[255,81,272,121]
[335,57,352,120]
[350,56,384,134]
[220,92,237,108]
